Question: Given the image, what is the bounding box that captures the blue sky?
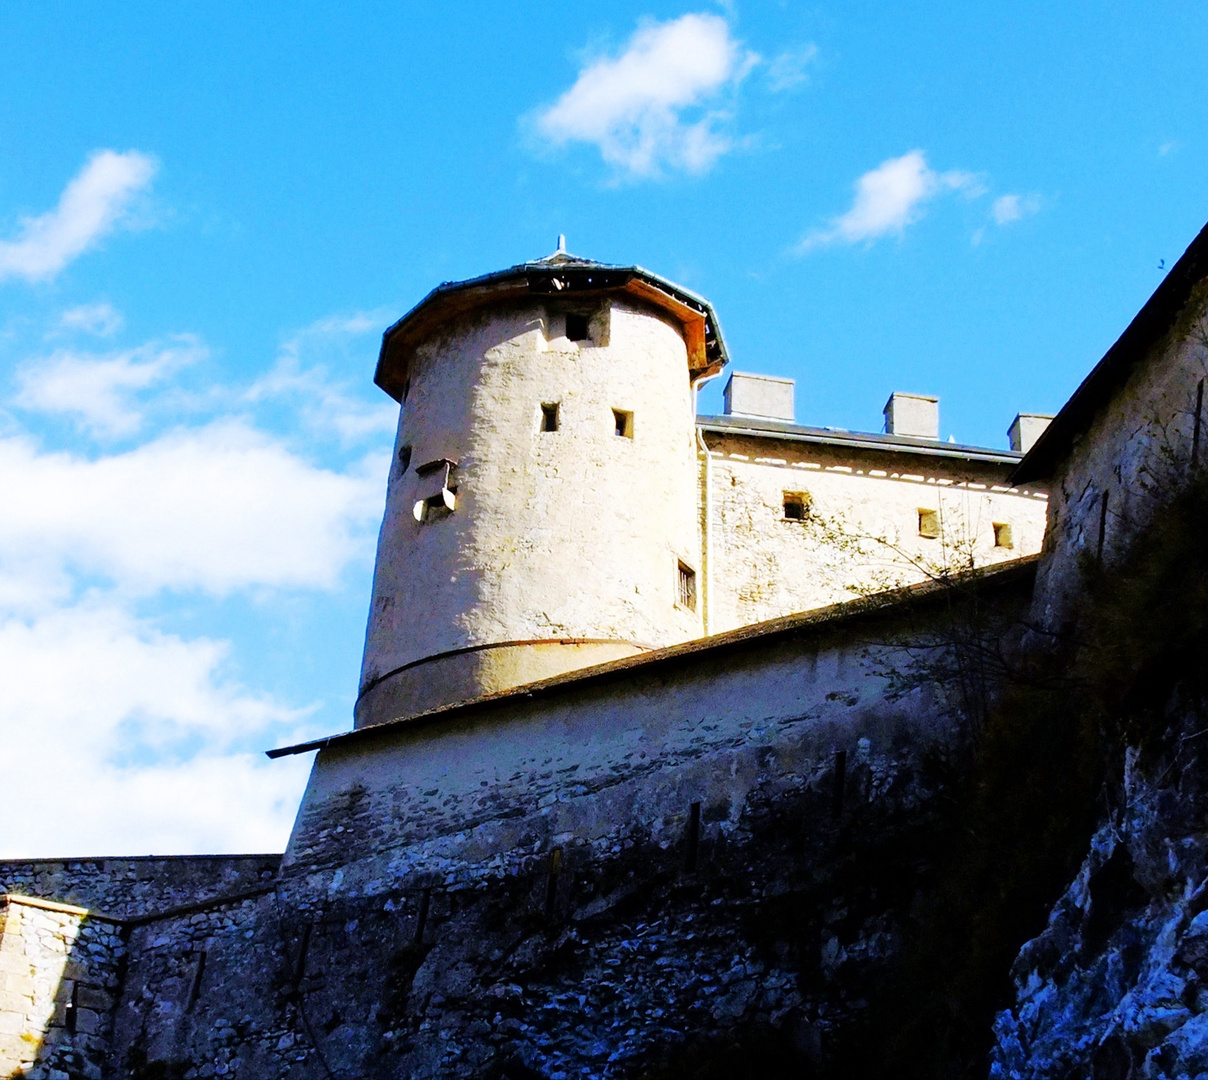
[1,2,1205,855]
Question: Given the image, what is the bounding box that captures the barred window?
[677,562,697,611]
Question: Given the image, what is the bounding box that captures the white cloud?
[991,193,1041,225]
[534,13,756,177]
[58,302,124,337]
[0,150,157,283]
[0,603,313,856]
[800,150,981,250]
[0,422,384,607]
[15,337,205,436]
[767,45,818,91]
[0,313,394,855]
[247,313,398,444]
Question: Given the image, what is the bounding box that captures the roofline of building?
[374,257,730,403]
[1012,217,1208,484]
[697,414,1027,466]
[266,555,1038,760]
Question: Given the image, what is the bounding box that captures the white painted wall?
[357,298,702,726]
[287,570,1033,897]
[700,433,1049,631]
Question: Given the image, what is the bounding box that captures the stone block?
[73,1008,102,1035]
[0,951,32,975]
[60,961,89,982]
[0,989,34,1013]
[0,1009,29,1036]
[0,970,30,994]
[76,987,112,1012]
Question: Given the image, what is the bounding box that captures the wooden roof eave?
[375,273,722,401]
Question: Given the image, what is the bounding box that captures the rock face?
[992,736,1208,1080]
[988,216,1208,1080]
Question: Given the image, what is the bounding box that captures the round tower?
[355,248,728,727]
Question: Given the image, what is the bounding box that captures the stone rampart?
[0,856,281,922]
[87,562,1035,1079]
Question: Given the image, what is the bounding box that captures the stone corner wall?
[0,896,123,1080]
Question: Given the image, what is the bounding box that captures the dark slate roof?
[374,250,729,402]
[1013,218,1208,483]
[698,414,1026,467]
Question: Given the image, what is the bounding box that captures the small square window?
[566,313,590,342]
[993,522,1013,549]
[677,562,697,611]
[541,403,559,432]
[783,491,812,521]
[918,508,940,539]
[613,409,634,438]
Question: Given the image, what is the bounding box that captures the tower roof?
[374,249,730,402]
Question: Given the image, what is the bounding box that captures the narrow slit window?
[918,508,940,539]
[783,491,811,521]
[684,802,701,872]
[677,562,697,611]
[65,982,78,1034]
[613,409,634,438]
[993,522,1013,549]
[565,313,590,342]
[397,444,412,473]
[540,403,559,432]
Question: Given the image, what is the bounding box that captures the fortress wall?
[0,896,123,1080]
[0,859,280,1078]
[1031,300,1208,630]
[86,565,1035,1079]
[15,565,1029,1079]
[0,856,282,922]
[702,432,1048,632]
[288,593,971,892]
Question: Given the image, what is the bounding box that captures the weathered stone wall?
[84,565,1033,1079]
[1030,301,1208,631]
[985,248,1208,1078]
[0,897,123,1080]
[700,430,1048,632]
[291,568,1017,889]
[0,857,281,921]
[109,751,944,1080]
[0,859,279,1080]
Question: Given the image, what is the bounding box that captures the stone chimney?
[1008,413,1055,454]
[883,392,939,439]
[723,372,795,423]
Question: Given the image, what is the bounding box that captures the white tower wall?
[355,297,702,727]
